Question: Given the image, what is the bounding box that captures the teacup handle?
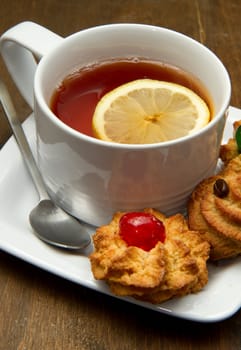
[0,21,63,109]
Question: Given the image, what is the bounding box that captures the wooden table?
[0,1,240,349]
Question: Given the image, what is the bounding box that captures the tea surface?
[51,59,211,137]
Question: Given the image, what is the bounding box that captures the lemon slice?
[92,79,210,144]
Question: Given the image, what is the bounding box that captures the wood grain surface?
[0,1,241,349]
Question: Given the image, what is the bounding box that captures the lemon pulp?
[92,79,210,144]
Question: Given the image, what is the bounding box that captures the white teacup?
[0,22,231,226]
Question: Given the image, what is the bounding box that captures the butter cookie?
[90,209,209,303]
[188,156,241,260]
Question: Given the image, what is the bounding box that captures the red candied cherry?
[119,212,166,251]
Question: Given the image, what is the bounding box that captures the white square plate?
[0,107,240,323]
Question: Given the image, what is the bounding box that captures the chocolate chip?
[213,179,229,198]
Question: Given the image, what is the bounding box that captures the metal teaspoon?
[0,78,91,249]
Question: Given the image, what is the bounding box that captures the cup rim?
[34,23,231,150]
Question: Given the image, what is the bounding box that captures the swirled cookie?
[220,138,238,165]
[220,120,241,165]
[89,209,210,304]
[188,155,241,260]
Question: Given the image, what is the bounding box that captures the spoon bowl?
[0,78,91,250]
[29,199,91,249]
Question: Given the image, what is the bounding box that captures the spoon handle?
[0,78,49,200]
